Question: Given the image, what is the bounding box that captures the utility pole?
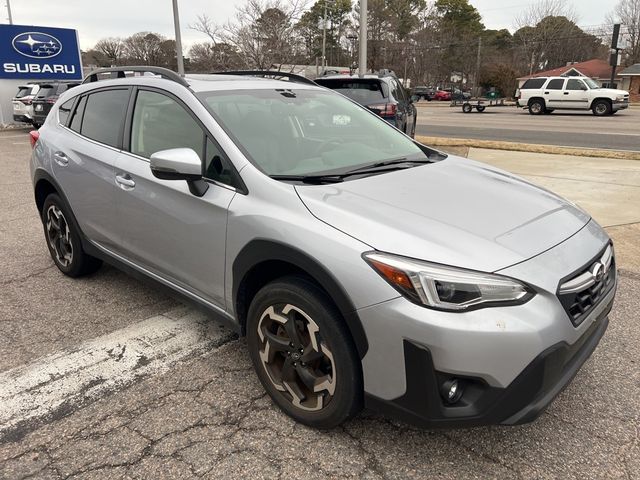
[609,24,621,88]
[171,0,185,76]
[474,36,481,97]
[358,0,367,77]
[321,0,327,71]
[6,0,13,24]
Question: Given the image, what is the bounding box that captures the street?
[415,104,640,152]
[1,130,639,479]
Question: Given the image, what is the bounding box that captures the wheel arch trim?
[232,239,369,358]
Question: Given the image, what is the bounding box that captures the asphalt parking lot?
[415,103,640,152]
[1,130,640,479]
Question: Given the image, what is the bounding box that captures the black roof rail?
[82,66,189,87]
[210,70,317,86]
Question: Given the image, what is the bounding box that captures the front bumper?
[358,220,615,427]
[13,114,32,124]
[613,100,629,111]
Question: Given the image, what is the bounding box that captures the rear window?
[521,78,547,89]
[15,86,32,98]
[316,79,387,104]
[35,85,55,98]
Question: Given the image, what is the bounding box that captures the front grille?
[557,244,616,327]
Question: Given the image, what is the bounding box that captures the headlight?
[363,252,534,311]
[616,94,626,101]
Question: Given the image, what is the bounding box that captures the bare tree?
[94,37,124,65]
[123,32,166,65]
[607,0,640,65]
[192,0,308,69]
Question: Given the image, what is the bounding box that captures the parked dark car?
[31,82,80,128]
[412,85,435,101]
[315,74,417,137]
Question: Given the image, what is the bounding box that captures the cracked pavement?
[1,130,639,479]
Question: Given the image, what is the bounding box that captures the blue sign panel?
[0,24,82,80]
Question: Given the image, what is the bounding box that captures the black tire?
[543,108,554,114]
[462,103,472,113]
[528,98,545,115]
[42,193,102,277]
[592,99,612,116]
[247,275,363,429]
[476,106,486,112]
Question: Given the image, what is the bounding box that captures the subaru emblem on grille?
[591,262,605,282]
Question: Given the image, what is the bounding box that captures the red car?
[434,90,451,101]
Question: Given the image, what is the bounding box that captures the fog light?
[441,379,464,404]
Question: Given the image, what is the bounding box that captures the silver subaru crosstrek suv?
[31,67,617,429]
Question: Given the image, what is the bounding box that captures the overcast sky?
[5,0,617,52]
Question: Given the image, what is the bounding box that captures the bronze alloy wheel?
[256,303,336,411]
[45,204,74,268]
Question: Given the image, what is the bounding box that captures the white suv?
[517,76,629,116]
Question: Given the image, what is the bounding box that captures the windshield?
[197,88,433,177]
[584,78,599,89]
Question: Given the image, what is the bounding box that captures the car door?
[51,88,130,251]
[563,78,590,109]
[543,78,565,109]
[114,87,236,308]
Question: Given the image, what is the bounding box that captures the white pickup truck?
[516,76,629,116]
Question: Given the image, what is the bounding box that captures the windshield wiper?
[271,163,421,184]
[344,156,434,174]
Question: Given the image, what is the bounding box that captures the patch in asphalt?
[0,307,235,442]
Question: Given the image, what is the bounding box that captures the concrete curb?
[416,135,640,161]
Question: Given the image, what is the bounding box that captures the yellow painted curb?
[416,136,640,161]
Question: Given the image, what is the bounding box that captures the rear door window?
[521,78,546,89]
[546,79,565,90]
[80,89,130,148]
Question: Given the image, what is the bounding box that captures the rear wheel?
[592,99,612,116]
[528,99,545,115]
[476,106,486,113]
[42,194,102,277]
[543,108,554,114]
[247,276,362,429]
[462,103,472,113]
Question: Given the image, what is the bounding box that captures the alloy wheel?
[257,304,336,411]
[595,103,608,115]
[45,204,73,267]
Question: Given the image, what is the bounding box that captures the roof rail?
[82,66,189,87]
[210,70,317,86]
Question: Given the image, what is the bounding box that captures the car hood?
[595,88,628,96]
[295,156,591,272]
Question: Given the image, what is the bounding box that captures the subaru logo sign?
[12,32,62,59]
[1,24,81,79]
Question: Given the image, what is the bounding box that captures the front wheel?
[42,194,102,277]
[592,100,612,116]
[247,276,363,429]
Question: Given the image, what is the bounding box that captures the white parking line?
[0,309,233,438]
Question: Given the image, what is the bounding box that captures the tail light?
[368,103,398,118]
[20,98,32,105]
[29,130,40,148]
[45,95,59,104]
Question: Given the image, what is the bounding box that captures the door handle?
[115,174,136,189]
[53,151,68,166]
[563,92,570,95]
[544,91,549,94]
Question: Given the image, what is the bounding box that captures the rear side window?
[521,78,546,89]
[317,79,387,104]
[546,79,565,90]
[58,99,74,125]
[80,89,130,148]
[130,90,204,159]
[69,95,86,133]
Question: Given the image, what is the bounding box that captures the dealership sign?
[0,24,82,80]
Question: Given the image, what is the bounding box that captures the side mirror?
[150,148,209,197]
